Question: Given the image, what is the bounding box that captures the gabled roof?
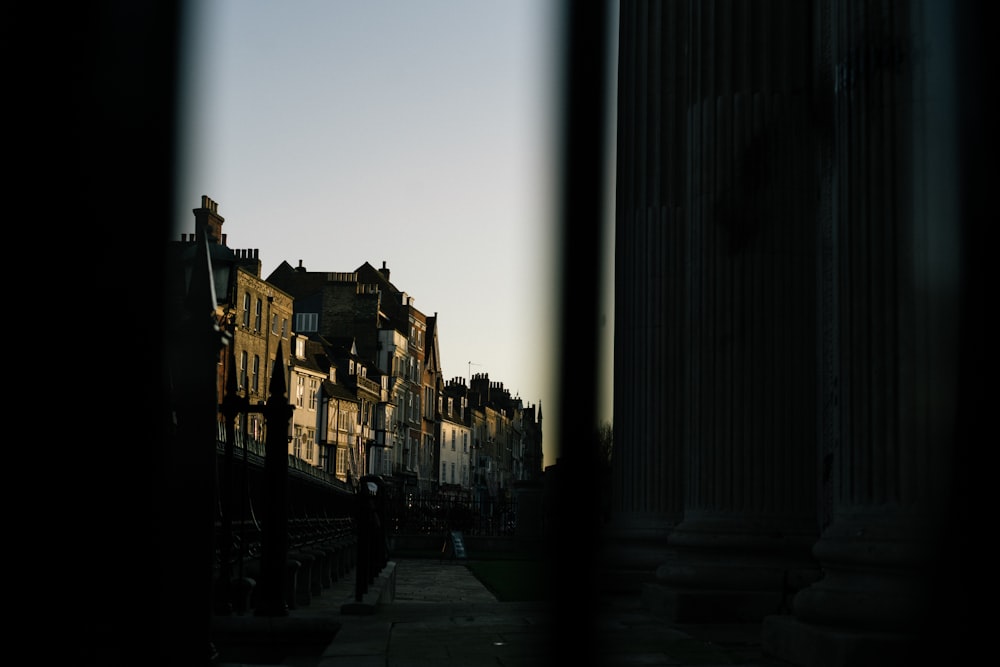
[303,339,332,374]
[355,260,399,294]
[265,260,330,299]
[424,313,442,375]
[322,379,358,403]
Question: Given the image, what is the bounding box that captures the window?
[254,298,263,331]
[305,428,315,461]
[249,415,263,442]
[296,375,305,407]
[450,462,455,484]
[293,426,303,458]
[442,462,447,481]
[252,355,260,393]
[295,312,318,332]
[308,379,318,410]
[271,314,279,335]
[242,292,251,327]
[451,431,456,451]
[463,433,468,453]
[281,318,288,338]
[336,447,347,475]
[239,351,248,390]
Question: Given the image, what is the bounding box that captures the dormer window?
[294,312,318,333]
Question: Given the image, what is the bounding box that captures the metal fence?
[386,497,518,537]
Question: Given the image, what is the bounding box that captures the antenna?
[468,361,482,383]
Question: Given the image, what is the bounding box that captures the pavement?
[210,556,798,666]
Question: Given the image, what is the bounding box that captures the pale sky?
[174,0,617,468]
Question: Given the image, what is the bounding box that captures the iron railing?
[386,497,518,537]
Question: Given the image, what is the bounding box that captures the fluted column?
[763,2,963,664]
[647,0,822,621]
[604,0,688,589]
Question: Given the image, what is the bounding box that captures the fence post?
[255,343,295,616]
[216,346,248,614]
[354,481,373,600]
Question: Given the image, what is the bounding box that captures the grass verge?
[462,558,547,602]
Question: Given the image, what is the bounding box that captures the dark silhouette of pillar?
[604,0,690,591]
[612,0,976,663]
[654,0,821,620]
[613,0,823,622]
[762,3,971,664]
[254,343,294,616]
[549,0,610,662]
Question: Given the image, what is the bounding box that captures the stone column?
[603,0,689,591]
[644,0,823,621]
[763,2,965,664]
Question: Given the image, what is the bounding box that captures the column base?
[643,582,785,622]
[646,518,821,623]
[597,512,676,595]
[761,614,921,667]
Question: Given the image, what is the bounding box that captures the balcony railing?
[356,374,379,394]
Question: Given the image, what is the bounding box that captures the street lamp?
[179,231,238,308]
[179,230,241,615]
[164,226,234,663]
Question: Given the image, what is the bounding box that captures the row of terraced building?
[167,194,544,506]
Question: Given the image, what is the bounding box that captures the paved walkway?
[212,557,796,666]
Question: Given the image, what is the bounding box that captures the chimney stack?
[193,195,225,244]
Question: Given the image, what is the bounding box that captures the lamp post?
[165,227,234,664]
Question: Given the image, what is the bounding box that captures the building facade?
[287,332,326,469]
